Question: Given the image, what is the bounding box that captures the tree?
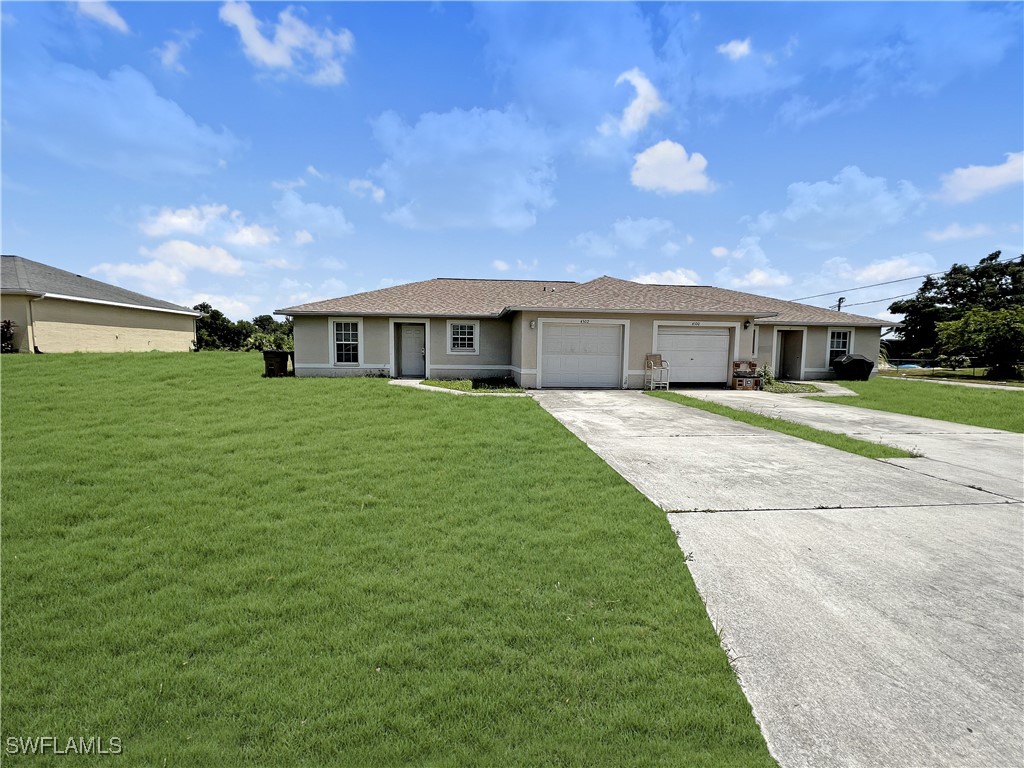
[937,307,1024,379]
[192,303,293,351]
[889,252,1023,357]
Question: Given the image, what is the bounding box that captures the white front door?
[541,323,623,388]
[399,324,425,377]
[657,327,730,383]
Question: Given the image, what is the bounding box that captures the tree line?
[192,303,293,351]
[887,251,1023,378]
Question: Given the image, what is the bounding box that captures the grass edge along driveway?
[1,352,775,767]
[648,391,916,460]
[809,377,1024,433]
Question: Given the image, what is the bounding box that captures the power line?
[841,292,917,308]
[790,253,1022,302]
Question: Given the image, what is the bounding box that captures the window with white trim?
[829,330,851,365]
[447,320,479,355]
[335,321,359,364]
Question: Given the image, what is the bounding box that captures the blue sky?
[2,1,1022,320]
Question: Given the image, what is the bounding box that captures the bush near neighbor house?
[937,306,1024,380]
[193,304,293,351]
[1,320,17,353]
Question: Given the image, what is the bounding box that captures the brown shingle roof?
[276,278,576,317]
[277,275,895,326]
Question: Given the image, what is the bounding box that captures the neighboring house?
[276,276,894,388]
[1,255,200,353]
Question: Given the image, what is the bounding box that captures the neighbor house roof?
[1,255,200,316]
[277,275,895,326]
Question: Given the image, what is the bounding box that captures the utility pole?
[831,296,846,312]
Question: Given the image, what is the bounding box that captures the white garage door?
[541,323,623,388]
[657,327,730,383]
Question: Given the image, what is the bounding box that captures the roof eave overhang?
[0,289,45,298]
[274,309,504,318]
[39,292,201,317]
[752,318,902,327]
[507,306,779,318]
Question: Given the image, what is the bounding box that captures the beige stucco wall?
[13,297,195,353]
[1,294,36,352]
[292,315,512,379]
[755,324,882,379]
[515,310,758,388]
[428,318,512,370]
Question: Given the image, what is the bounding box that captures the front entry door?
[399,324,426,378]
[778,330,803,380]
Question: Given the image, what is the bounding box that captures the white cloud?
[726,268,792,288]
[5,65,239,179]
[570,232,618,259]
[492,259,510,272]
[373,107,555,231]
[272,177,307,190]
[631,140,714,194]
[306,165,323,178]
[224,222,279,247]
[630,267,701,286]
[348,178,385,203]
[753,166,923,248]
[76,2,129,34]
[317,257,346,270]
[598,68,666,137]
[190,293,252,321]
[516,259,539,272]
[925,223,993,242]
[834,253,935,284]
[91,260,185,294]
[612,217,674,249]
[219,1,354,86]
[140,204,229,237]
[572,217,676,259]
[661,242,681,257]
[938,152,1023,204]
[294,229,314,245]
[154,30,199,73]
[273,189,353,238]
[716,38,752,61]
[140,240,244,276]
[710,245,730,258]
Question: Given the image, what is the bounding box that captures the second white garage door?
[541,323,623,388]
[657,327,730,383]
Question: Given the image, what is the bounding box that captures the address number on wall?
[579,319,590,324]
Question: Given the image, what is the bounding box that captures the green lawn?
[1,353,773,767]
[810,377,1024,433]
[648,391,916,460]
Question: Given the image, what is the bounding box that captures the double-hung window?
[828,330,851,365]
[447,320,479,355]
[335,321,359,364]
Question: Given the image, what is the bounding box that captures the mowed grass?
[1,353,773,767]
[810,377,1024,433]
[649,391,916,460]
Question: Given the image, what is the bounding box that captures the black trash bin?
[831,353,874,381]
[263,349,291,377]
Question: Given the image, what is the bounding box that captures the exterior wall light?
[743,320,751,330]
[530,320,537,330]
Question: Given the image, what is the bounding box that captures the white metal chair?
[645,354,670,390]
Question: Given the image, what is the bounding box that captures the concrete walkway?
[532,390,1024,768]
[681,388,1024,501]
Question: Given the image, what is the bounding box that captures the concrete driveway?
[532,390,1024,768]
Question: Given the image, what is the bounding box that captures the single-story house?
[1,255,200,353]
[276,276,895,388]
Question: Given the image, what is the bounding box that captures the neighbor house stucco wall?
[26,298,195,352]
[1,294,35,352]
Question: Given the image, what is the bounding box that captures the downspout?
[27,295,44,353]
